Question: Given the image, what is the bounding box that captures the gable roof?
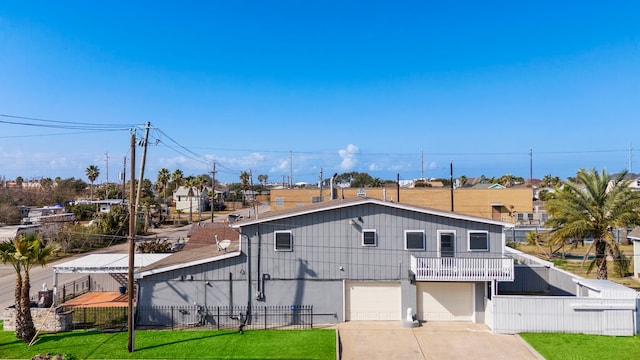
[472,183,506,189]
[173,185,211,197]
[628,227,640,241]
[233,197,513,228]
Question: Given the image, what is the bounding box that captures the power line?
[0,113,139,130]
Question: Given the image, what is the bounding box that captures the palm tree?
[497,174,516,188]
[40,177,53,190]
[0,233,57,343]
[194,176,208,222]
[170,169,184,206]
[171,169,184,188]
[546,168,640,279]
[85,165,100,200]
[239,171,250,204]
[370,177,383,187]
[156,168,170,204]
[258,174,268,186]
[185,176,197,223]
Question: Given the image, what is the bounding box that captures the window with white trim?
[438,230,455,257]
[404,230,425,250]
[468,231,489,251]
[274,231,293,251]
[362,229,377,247]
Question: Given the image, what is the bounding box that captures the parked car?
[227,213,244,223]
[170,242,185,252]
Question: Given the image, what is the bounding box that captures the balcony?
[410,256,514,282]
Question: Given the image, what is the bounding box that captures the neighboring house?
[0,224,40,242]
[628,176,640,191]
[471,183,506,190]
[22,206,75,227]
[135,197,514,326]
[173,186,211,213]
[92,199,125,213]
[629,227,640,280]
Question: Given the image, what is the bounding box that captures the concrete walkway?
[336,321,544,360]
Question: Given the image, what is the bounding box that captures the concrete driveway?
[336,322,544,360]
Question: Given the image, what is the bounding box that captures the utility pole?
[128,121,151,353]
[127,132,136,353]
[421,148,424,180]
[629,143,633,174]
[319,167,323,200]
[105,151,109,192]
[289,149,293,188]
[450,161,454,212]
[210,162,216,223]
[529,147,533,188]
[122,157,126,200]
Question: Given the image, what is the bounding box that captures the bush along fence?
[56,305,314,332]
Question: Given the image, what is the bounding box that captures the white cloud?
[369,163,379,171]
[428,161,438,170]
[270,159,289,173]
[338,144,359,170]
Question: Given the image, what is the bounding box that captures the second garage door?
[345,282,401,321]
[417,282,474,321]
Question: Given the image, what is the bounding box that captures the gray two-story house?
[135,197,514,325]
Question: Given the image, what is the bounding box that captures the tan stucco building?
[270,187,533,222]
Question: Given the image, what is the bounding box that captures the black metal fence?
[58,306,129,330]
[57,305,314,331]
[58,276,92,303]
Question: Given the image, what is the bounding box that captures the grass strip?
[0,328,335,359]
[520,332,640,360]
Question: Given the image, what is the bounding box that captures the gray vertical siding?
[242,203,505,283]
[138,201,506,324]
[498,266,575,296]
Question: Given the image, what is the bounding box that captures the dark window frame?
[274,231,293,252]
[404,230,425,250]
[362,229,377,247]
[437,230,456,257]
[468,231,489,251]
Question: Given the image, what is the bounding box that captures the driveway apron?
[337,322,543,360]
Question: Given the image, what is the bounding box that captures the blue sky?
[0,1,639,185]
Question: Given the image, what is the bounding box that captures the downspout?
[256,229,263,300]
[244,232,252,326]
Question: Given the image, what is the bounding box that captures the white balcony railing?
[410,256,514,282]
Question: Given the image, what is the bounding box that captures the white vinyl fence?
[491,293,639,336]
[495,248,640,336]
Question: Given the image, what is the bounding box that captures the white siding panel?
[493,296,636,336]
[346,282,401,321]
[417,282,474,321]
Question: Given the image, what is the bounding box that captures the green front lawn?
[521,333,640,360]
[0,328,335,360]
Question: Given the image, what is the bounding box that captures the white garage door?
[345,282,401,321]
[417,282,474,321]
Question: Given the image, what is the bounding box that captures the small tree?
[0,233,57,343]
[85,165,100,200]
[546,168,640,279]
